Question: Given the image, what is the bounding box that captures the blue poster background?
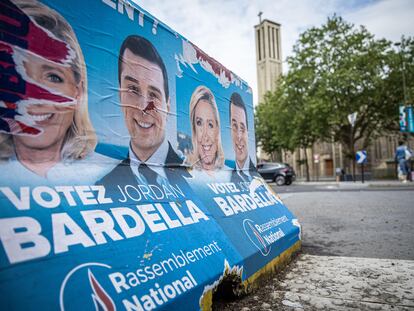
[0,0,300,310]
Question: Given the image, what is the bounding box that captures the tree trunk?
[352,156,356,182]
[304,147,310,182]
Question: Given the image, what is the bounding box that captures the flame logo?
[248,222,269,253]
[243,219,271,256]
[88,269,116,311]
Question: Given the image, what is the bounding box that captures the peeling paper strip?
[176,40,244,89]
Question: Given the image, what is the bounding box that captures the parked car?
[257,162,296,186]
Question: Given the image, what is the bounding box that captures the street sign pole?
[351,128,355,182]
[356,150,367,183]
[361,163,364,183]
[314,154,320,181]
[317,163,319,181]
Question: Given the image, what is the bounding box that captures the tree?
[256,71,325,181]
[386,36,414,130]
[255,85,289,161]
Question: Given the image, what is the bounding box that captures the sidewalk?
[216,254,414,310]
[276,254,414,310]
[294,180,414,188]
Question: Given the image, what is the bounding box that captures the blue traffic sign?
[356,150,367,164]
[399,105,414,133]
[408,107,414,133]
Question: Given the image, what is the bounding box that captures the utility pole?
[395,39,411,150]
[394,40,408,106]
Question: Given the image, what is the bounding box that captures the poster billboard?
[0,0,300,309]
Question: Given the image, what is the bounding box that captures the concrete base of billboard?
[200,240,302,310]
[242,240,302,291]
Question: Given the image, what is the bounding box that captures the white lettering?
[186,200,209,222]
[0,187,30,210]
[55,186,77,206]
[213,197,233,216]
[91,185,113,204]
[102,0,116,10]
[111,207,145,238]
[75,186,98,205]
[0,217,50,264]
[137,204,167,232]
[81,210,123,244]
[117,0,134,20]
[32,186,60,208]
[52,213,95,253]
[154,204,181,229]
[109,272,130,294]
[169,202,193,225]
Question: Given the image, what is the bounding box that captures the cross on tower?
[258,11,263,24]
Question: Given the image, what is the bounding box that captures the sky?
[134,0,414,106]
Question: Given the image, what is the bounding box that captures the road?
[271,183,414,260]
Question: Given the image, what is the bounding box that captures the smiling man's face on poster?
[231,102,248,169]
[119,48,170,161]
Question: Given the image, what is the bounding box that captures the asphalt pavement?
[278,187,414,260]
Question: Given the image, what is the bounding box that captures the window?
[257,29,261,61]
[268,26,271,59]
[262,26,265,58]
[276,28,280,60]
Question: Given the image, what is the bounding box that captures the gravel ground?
[212,253,299,311]
[212,253,414,310]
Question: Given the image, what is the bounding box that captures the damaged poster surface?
[0,0,300,310]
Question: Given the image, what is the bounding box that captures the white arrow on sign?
[348,112,358,127]
[356,150,367,164]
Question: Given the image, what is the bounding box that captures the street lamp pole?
[395,40,412,182]
[395,40,411,152]
[348,112,357,182]
[395,41,408,106]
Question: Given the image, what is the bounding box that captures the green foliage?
[255,15,414,162]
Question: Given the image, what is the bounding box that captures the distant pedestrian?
[335,167,341,182]
[395,141,413,183]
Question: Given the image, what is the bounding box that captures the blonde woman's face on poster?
[194,99,218,170]
[14,52,79,153]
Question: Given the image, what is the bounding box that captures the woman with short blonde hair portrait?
[186,85,225,173]
[0,0,116,186]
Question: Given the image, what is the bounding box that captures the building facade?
[255,19,283,161]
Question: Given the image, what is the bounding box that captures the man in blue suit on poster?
[229,92,258,184]
[98,35,189,199]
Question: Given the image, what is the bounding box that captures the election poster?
[0,0,301,309]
